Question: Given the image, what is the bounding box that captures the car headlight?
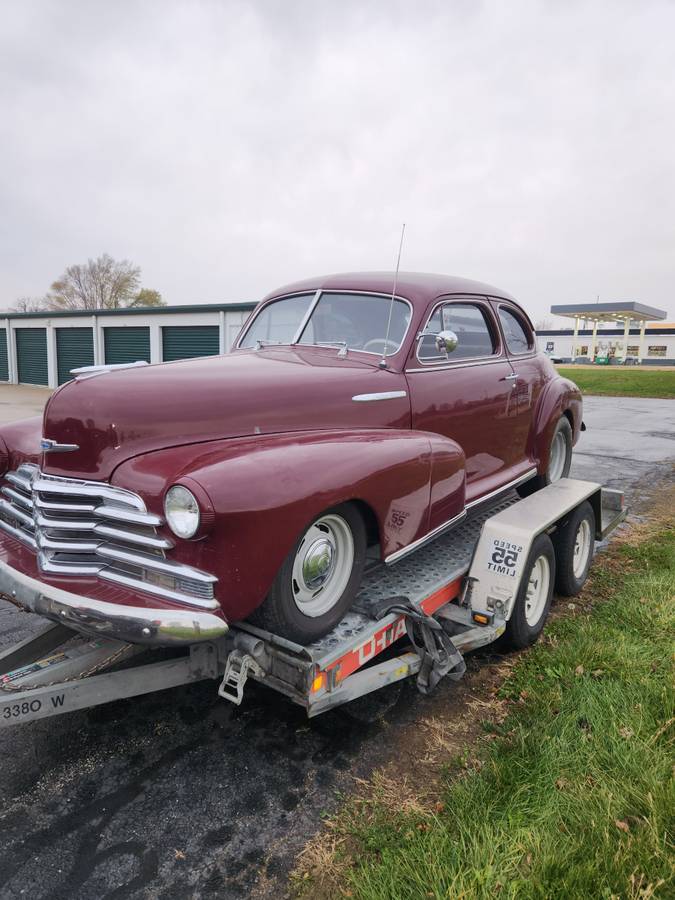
[164,485,200,539]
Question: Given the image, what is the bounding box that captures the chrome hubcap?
[524,554,550,626]
[548,431,567,482]
[301,538,335,589]
[292,514,354,618]
[573,519,592,578]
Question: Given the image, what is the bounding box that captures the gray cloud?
[1,0,674,322]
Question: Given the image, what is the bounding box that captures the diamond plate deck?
[299,493,520,663]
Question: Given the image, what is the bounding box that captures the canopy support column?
[637,321,647,364]
[572,317,579,362]
[622,317,630,364]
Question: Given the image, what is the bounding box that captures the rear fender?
[112,429,465,622]
[528,378,583,473]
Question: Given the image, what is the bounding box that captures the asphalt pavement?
[0,391,673,899]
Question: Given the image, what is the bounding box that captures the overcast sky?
[1,0,674,322]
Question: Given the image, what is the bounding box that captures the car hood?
[40,348,411,480]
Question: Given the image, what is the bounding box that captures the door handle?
[501,373,519,382]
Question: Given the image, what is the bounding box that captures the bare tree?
[534,318,554,331]
[45,254,141,310]
[10,296,48,313]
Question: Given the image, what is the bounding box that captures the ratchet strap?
[357,596,466,694]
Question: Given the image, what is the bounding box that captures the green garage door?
[104,327,151,365]
[56,327,95,384]
[0,329,8,381]
[162,325,220,361]
[16,328,48,385]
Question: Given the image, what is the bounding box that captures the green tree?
[129,288,165,308]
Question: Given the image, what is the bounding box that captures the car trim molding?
[385,510,468,565]
[406,357,508,374]
[351,391,408,402]
[465,467,538,509]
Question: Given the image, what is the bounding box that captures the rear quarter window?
[498,306,534,354]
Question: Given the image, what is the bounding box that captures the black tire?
[502,533,555,650]
[250,503,367,645]
[553,500,595,596]
[517,416,573,497]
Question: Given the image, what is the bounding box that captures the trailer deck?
[0,479,626,728]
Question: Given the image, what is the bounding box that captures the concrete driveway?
[0,387,673,899]
[0,384,52,422]
[569,395,675,501]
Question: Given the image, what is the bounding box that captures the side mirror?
[435,330,458,356]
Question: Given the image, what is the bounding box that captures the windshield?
[238,291,411,356]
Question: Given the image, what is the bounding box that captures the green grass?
[557,366,675,398]
[328,527,675,899]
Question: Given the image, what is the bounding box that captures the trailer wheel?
[553,500,595,596]
[503,533,555,650]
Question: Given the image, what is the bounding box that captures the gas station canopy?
[549,302,667,363]
[551,301,667,324]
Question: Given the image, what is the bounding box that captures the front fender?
[112,429,465,623]
[0,416,43,471]
[528,376,583,473]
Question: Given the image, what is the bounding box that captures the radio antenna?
[380,222,406,369]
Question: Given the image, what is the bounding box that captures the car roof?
[262,271,520,308]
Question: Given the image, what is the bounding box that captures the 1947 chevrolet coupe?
[0,272,582,646]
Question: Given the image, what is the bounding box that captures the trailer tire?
[553,500,595,596]
[503,533,555,650]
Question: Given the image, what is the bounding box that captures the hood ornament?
[40,438,79,453]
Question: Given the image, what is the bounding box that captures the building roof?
[550,301,667,322]
[0,301,257,320]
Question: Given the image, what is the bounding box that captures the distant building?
[539,301,673,365]
[0,302,256,387]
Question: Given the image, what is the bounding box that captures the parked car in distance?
[0,272,582,646]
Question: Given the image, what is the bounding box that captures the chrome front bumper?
[0,560,229,646]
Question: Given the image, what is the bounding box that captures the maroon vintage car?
[0,272,582,646]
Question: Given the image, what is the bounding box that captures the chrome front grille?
[0,464,217,610]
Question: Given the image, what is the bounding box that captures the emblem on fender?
[40,438,80,453]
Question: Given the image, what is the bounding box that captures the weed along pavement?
[0,387,673,899]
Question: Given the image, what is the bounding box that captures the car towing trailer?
[0,479,625,729]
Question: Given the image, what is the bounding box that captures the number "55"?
[491,547,518,568]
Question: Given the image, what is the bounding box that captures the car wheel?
[518,416,573,496]
[502,532,555,650]
[251,503,367,644]
[553,500,595,596]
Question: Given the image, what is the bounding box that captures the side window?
[498,307,533,354]
[418,303,497,363]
